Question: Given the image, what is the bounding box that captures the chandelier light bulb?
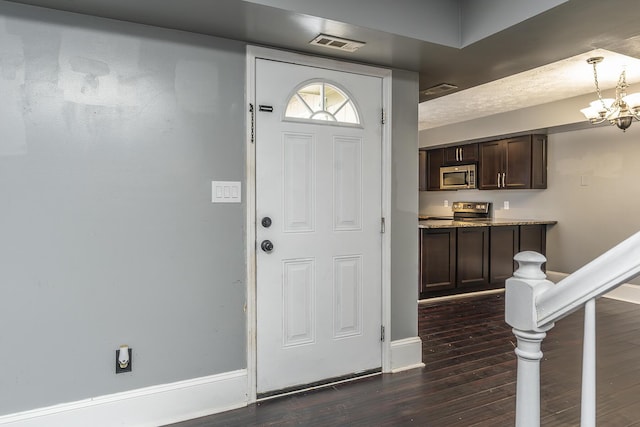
[580,106,600,121]
[622,93,640,111]
[589,98,614,112]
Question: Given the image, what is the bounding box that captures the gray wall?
[0,1,420,416]
[459,0,567,47]
[419,124,640,277]
[391,69,419,341]
[0,3,246,415]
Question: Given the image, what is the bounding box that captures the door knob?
[261,240,274,253]
[261,217,272,228]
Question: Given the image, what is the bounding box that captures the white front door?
[255,58,383,394]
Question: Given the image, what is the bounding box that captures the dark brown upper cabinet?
[443,143,478,165]
[425,148,444,191]
[419,149,427,191]
[478,135,547,190]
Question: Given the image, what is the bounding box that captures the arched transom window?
[285,81,360,125]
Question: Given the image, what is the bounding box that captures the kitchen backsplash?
[419,189,548,219]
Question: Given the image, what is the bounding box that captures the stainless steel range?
[425,201,492,221]
[451,201,491,221]
[418,202,492,221]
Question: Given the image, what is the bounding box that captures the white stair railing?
[506,230,640,427]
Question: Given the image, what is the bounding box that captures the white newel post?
[505,251,555,427]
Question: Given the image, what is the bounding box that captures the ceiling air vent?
[310,34,365,52]
[422,83,458,96]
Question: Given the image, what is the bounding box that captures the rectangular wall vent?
[310,34,365,52]
[422,83,458,96]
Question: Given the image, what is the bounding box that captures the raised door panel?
[334,136,362,231]
[419,149,427,191]
[456,227,489,287]
[282,259,315,347]
[504,136,532,189]
[489,226,519,285]
[426,148,444,191]
[420,228,456,295]
[479,141,502,190]
[333,256,363,338]
[283,133,315,232]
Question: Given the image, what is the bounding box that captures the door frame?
[245,45,392,402]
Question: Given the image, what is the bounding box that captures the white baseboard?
[389,337,424,373]
[601,283,640,304]
[547,270,640,305]
[0,369,248,427]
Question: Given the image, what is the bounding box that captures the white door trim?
[245,45,392,403]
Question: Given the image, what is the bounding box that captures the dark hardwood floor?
[168,293,640,426]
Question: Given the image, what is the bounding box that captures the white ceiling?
[419,49,640,130]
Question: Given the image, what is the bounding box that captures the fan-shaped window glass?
[285,81,360,125]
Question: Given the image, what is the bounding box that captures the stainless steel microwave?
[440,164,477,190]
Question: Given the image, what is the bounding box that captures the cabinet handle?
[458,147,462,161]
[502,172,506,188]
[497,172,501,188]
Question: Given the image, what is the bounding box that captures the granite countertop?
[418,217,557,229]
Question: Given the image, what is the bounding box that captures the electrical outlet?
[504,201,510,210]
[444,200,449,207]
[115,347,132,374]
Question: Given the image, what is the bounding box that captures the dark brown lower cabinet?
[519,224,547,254]
[456,227,489,288]
[490,226,519,285]
[420,228,455,295]
[420,224,549,298]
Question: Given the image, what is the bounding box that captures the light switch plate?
[212,181,241,203]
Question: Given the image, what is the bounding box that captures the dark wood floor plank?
[168,293,640,426]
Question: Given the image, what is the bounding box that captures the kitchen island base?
[419,221,554,299]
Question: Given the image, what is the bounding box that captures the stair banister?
[536,230,640,327]
[506,230,640,427]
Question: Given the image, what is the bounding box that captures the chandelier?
[580,56,640,132]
